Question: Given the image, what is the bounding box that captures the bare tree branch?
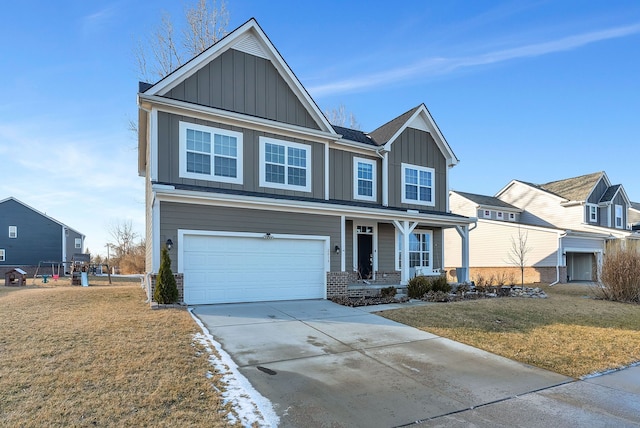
[134,0,229,83]
[325,103,361,130]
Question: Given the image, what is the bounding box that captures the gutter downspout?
[550,231,567,286]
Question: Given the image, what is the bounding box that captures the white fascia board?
[145,19,336,134]
[477,218,563,234]
[382,105,458,167]
[153,186,475,227]
[139,94,338,144]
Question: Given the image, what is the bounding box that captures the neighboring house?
[0,197,85,274]
[137,18,474,305]
[629,202,640,231]
[444,191,612,284]
[445,171,639,284]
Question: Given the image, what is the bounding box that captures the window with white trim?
[497,211,504,220]
[8,226,17,238]
[397,230,432,269]
[75,238,82,249]
[401,163,434,206]
[259,137,311,192]
[179,122,243,184]
[353,157,376,201]
[615,205,623,228]
[588,204,598,223]
[508,212,516,222]
[483,210,491,218]
[0,249,5,262]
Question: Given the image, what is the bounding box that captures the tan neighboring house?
[445,172,640,284]
[137,18,474,304]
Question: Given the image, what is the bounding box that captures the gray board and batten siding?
[163,49,320,130]
[586,178,609,204]
[329,149,382,203]
[160,202,342,272]
[0,198,81,266]
[157,111,326,200]
[387,127,448,211]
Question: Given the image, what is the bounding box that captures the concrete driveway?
[192,299,584,427]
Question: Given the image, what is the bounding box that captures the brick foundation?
[327,271,350,297]
[148,273,184,304]
[445,266,567,285]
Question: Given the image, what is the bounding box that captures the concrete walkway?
[191,299,595,427]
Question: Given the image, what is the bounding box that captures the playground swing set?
[32,255,111,286]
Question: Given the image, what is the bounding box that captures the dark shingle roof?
[454,191,520,210]
[539,172,604,201]
[368,105,421,145]
[630,202,640,211]
[599,184,621,203]
[332,126,378,146]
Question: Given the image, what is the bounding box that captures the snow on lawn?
[189,308,279,427]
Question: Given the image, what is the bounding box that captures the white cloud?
[309,22,640,97]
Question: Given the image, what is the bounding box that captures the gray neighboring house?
[0,197,85,274]
[137,18,474,305]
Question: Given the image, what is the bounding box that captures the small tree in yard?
[507,228,531,286]
[154,246,178,304]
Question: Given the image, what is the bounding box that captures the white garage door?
[182,233,327,304]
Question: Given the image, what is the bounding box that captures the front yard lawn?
[380,283,640,378]
[0,278,236,427]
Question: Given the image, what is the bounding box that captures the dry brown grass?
[0,277,236,427]
[381,284,640,378]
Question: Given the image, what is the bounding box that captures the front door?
[357,233,373,279]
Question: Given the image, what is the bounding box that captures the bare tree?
[108,220,138,259]
[324,103,361,130]
[135,0,229,83]
[507,228,531,286]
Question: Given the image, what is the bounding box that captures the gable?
[142,19,333,134]
[371,104,458,167]
[163,49,321,130]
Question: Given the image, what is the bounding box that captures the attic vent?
[233,34,269,59]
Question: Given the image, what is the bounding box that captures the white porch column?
[393,220,418,285]
[340,215,346,272]
[455,225,470,283]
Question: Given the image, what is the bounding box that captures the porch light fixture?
[334,245,340,254]
[166,239,173,251]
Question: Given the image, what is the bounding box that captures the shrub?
[431,275,452,293]
[380,286,397,298]
[599,240,640,303]
[154,246,179,304]
[407,276,432,299]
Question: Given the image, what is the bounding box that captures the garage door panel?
[182,234,326,304]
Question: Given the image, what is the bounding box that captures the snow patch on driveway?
[189,308,279,427]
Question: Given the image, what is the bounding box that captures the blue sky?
[1,0,639,257]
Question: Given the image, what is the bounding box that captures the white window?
[483,210,491,218]
[259,137,311,192]
[497,212,504,220]
[615,205,623,228]
[397,231,432,269]
[508,213,516,222]
[0,249,5,262]
[75,238,82,249]
[353,157,376,201]
[401,163,434,206]
[588,204,598,223]
[179,122,243,184]
[8,226,17,238]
